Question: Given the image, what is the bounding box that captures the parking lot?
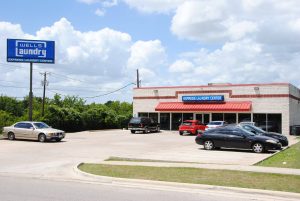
[0,129,295,179]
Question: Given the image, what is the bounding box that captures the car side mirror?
[30,127,35,130]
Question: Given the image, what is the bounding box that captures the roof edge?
[134,83,290,90]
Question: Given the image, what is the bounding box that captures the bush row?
[0,95,133,132]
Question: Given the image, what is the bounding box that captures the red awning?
[155,101,251,112]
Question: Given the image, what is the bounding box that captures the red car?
[179,120,207,135]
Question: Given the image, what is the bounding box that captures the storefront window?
[183,113,193,121]
[172,113,182,130]
[195,114,203,122]
[160,113,170,130]
[196,114,209,124]
[138,113,148,117]
[238,113,251,123]
[203,114,210,124]
[149,113,158,123]
[212,113,223,121]
[224,113,236,124]
[253,113,267,130]
[267,114,282,133]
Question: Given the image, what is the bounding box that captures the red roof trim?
[155,101,252,112]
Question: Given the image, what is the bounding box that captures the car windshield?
[239,127,255,136]
[249,125,266,133]
[208,121,222,125]
[33,122,50,129]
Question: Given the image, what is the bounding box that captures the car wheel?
[38,134,47,143]
[204,140,214,150]
[130,130,135,134]
[179,131,183,135]
[252,142,264,153]
[55,138,62,142]
[8,132,15,140]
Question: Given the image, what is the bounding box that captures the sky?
[1,0,300,103]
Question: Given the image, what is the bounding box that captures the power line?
[0,62,131,91]
[0,83,43,90]
[83,83,135,98]
[0,62,89,84]
[0,62,136,99]
[0,79,25,84]
[50,72,89,84]
[0,62,26,69]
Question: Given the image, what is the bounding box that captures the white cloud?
[126,40,167,86]
[77,0,102,5]
[102,0,118,8]
[171,0,300,47]
[288,18,300,32]
[169,60,194,73]
[127,40,166,70]
[168,39,300,87]
[95,8,106,16]
[35,18,132,77]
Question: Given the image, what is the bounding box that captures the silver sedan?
[2,121,65,142]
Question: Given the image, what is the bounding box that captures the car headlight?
[266,139,277,144]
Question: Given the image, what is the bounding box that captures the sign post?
[29,62,33,121]
[7,39,55,121]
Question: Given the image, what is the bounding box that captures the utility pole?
[40,72,50,116]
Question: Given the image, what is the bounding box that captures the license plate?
[183,131,188,133]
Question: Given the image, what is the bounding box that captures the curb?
[74,163,300,200]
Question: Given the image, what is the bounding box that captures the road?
[0,175,297,201]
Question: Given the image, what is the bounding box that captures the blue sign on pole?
[182,95,224,102]
[7,39,55,63]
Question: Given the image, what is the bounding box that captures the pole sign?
[7,39,55,63]
[182,95,224,102]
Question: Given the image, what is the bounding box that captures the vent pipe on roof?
[208,83,232,86]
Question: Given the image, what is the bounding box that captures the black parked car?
[195,126,282,153]
[239,124,288,146]
[128,117,160,134]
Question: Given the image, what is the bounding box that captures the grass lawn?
[105,156,196,164]
[256,141,300,169]
[79,164,300,193]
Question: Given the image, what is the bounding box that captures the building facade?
[133,83,300,135]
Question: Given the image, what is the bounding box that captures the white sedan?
[2,121,65,142]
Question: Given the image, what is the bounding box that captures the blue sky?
[1,0,300,103]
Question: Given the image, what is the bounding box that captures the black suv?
[128,117,160,134]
